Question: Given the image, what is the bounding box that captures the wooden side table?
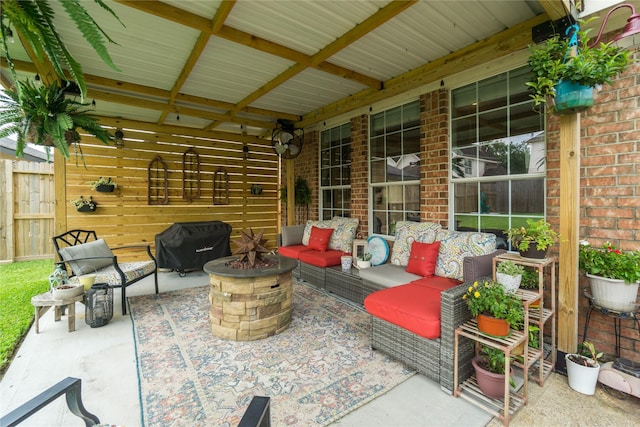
[31,292,84,333]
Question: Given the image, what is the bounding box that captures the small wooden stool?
[31,292,84,333]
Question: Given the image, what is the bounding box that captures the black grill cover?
[155,221,232,272]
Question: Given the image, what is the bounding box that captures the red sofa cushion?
[299,249,344,267]
[307,226,334,251]
[410,276,461,291]
[364,283,444,339]
[279,244,311,259]
[406,241,440,277]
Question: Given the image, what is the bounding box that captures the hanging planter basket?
[95,184,115,192]
[77,203,97,212]
[553,80,594,114]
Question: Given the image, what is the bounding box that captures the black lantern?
[85,283,113,328]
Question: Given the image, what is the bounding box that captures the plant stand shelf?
[454,318,529,426]
[494,253,557,386]
[582,289,640,357]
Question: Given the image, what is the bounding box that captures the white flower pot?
[566,353,600,395]
[496,272,522,294]
[588,274,639,312]
[357,260,371,269]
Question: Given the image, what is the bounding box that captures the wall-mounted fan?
[272,120,304,159]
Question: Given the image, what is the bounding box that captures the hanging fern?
[0,0,123,100]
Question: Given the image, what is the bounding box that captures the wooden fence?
[0,160,55,263]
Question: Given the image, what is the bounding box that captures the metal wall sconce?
[114,129,124,147]
[243,144,250,160]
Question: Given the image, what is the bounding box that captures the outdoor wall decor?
[213,167,229,205]
[148,156,169,205]
[182,148,201,201]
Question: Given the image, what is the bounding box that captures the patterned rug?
[129,281,415,427]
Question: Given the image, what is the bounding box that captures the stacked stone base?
[209,271,293,341]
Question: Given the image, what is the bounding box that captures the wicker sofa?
[280,220,504,392]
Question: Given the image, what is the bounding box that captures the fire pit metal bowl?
[203,255,298,341]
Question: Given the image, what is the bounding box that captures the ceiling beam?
[98,116,265,145]
[89,88,274,129]
[115,0,382,89]
[300,13,550,127]
[157,1,236,124]
[231,0,416,114]
[7,59,300,122]
[537,0,571,20]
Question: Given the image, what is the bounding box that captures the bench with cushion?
[53,230,158,314]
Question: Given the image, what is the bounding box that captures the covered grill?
[155,221,232,276]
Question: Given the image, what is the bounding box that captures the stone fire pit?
[203,255,297,341]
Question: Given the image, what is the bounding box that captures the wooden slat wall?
[0,160,55,263]
[63,121,280,261]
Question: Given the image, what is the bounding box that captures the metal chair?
[53,229,158,314]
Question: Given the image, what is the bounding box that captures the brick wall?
[546,48,640,358]
[350,114,369,237]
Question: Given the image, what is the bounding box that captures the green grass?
[0,259,53,376]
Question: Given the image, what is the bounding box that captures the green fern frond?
[59,0,121,72]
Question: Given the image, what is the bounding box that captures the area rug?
[129,281,415,427]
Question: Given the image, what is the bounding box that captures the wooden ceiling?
[3,1,602,141]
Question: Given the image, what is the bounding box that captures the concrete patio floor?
[1,270,638,426]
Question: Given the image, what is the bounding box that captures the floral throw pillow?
[434,230,496,280]
[328,217,359,252]
[302,219,332,246]
[390,221,442,266]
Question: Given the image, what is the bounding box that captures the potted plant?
[526,22,631,114]
[496,260,525,294]
[578,241,640,312]
[0,80,114,160]
[566,341,602,395]
[89,177,117,192]
[356,253,372,269]
[279,176,312,205]
[505,218,559,259]
[71,196,97,212]
[472,345,516,399]
[462,279,524,336]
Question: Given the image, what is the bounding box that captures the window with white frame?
[451,66,546,249]
[320,123,351,220]
[370,100,421,236]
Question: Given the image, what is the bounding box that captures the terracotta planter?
[477,313,510,337]
[472,356,511,399]
[588,274,639,313]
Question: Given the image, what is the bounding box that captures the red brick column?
[421,89,449,226]
[351,114,369,237]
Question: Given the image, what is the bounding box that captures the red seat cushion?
[307,226,334,251]
[406,241,440,277]
[364,283,443,339]
[298,249,344,267]
[410,276,461,291]
[279,244,311,259]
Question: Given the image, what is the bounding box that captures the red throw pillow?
[307,226,334,252]
[406,241,441,277]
